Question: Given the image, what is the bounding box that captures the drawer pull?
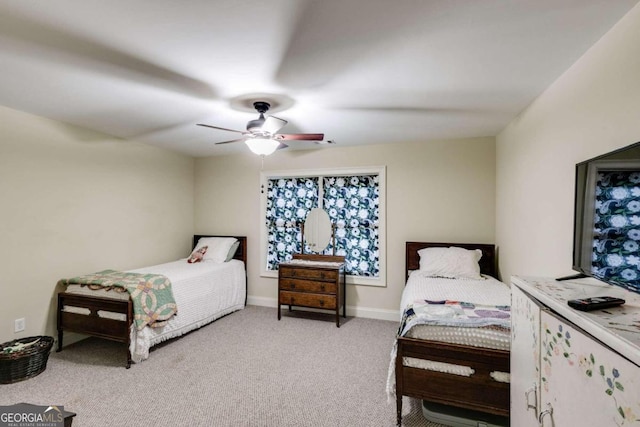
[320,285,326,292]
[525,385,537,412]
[538,403,553,425]
[291,271,296,277]
[319,300,324,306]
[290,297,295,304]
[290,283,295,289]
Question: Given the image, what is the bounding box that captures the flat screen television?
[570,141,640,295]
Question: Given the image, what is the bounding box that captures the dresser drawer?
[279,267,338,282]
[279,278,337,294]
[279,291,337,310]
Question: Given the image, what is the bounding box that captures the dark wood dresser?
[278,254,346,327]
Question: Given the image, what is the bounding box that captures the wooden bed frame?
[395,242,509,425]
[56,235,247,368]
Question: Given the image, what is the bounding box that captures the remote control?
[567,296,625,311]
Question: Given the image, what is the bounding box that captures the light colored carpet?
[1,305,446,427]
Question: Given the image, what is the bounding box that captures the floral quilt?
[59,269,177,330]
[397,299,511,338]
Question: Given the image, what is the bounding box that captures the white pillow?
[417,246,483,280]
[192,237,238,264]
[225,241,240,262]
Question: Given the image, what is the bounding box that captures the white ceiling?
[0,0,637,157]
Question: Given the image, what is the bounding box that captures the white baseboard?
[247,296,400,322]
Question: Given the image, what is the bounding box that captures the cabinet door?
[511,285,542,427]
[540,310,640,426]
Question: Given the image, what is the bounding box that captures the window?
[260,166,386,287]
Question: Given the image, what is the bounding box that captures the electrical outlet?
[14,318,25,333]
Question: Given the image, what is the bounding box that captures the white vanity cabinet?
[511,276,640,427]
[511,285,542,427]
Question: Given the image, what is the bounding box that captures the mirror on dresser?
[301,207,335,255]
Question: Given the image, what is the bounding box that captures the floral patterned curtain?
[323,175,380,277]
[592,170,640,292]
[265,174,380,277]
[266,177,319,270]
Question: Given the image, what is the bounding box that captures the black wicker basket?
[0,336,54,384]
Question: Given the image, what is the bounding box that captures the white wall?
[496,4,640,282]
[195,137,496,319]
[0,106,195,343]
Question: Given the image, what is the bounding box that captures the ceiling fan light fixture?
[245,137,280,156]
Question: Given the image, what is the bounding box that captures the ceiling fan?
[197,101,325,155]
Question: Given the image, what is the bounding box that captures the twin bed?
[391,242,511,425]
[57,235,247,368]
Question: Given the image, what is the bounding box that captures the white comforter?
[401,271,511,315]
[130,259,246,362]
[65,259,246,363]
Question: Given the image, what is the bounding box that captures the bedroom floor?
[1,305,447,426]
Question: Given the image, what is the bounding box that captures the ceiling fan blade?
[214,138,246,145]
[197,123,247,134]
[0,12,217,100]
[261,116,288,134]
[275,133,324,141]
[276,142,289,150]
[274,1,421,90]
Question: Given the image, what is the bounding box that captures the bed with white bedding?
[391,242,510,426]
[56,235,246,368]
[399,272,510,351]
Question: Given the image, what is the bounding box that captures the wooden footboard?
[395,336,509,425]
[57,292,133,368]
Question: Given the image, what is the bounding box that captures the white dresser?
[511,276,640,427]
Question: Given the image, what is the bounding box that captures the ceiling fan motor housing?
[246,101,271,131]
[253,101,270,113]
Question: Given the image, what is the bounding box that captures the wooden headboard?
[405,241,496,282]
[193,235,247,264]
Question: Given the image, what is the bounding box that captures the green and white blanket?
[59,269,177,330]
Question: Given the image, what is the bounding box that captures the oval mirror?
[304,208,332,252]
